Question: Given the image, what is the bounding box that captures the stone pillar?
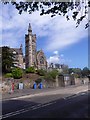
[55,75,59,87]
[70,75,75,85]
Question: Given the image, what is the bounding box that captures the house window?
[13,51,16,54]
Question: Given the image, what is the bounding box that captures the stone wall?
[55,75,75,87]
[1,76,89,93]
[54,75,89,87]
[0,82,10,94]
[75,77,89,85]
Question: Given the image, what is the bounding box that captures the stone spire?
[19,44,23,55]
[28,23,32,34]
[20,44,22,50]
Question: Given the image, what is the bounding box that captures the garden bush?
[37,69,47,76]
[35,78,43,84]
[44,70,59,82]
[26,67,35,73]
[49,69,59,79]
[5,73,13,78]
[12,68,23,79]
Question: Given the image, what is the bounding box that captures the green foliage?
[49,70,59,79]
[68,68,73,74]
[74,73,80,78]
[69,67,90,78]
[83,67,89,71]
[68,68,82,78]
[35,78,43,84]
[73,68,81,74]
[44,70,59,82]
[25,67,35,73]
[2,1,89,28]
[81,67,90,77]
[5,73,13,78]
[2,46,14,73]
[44,72,54,81]
[12,68,23,79]
[37,69,47,76]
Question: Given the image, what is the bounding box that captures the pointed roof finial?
[28,23,32,31]
[20,44,22,49]
[20,44,23,54]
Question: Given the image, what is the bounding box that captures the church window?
[40,56,44,64]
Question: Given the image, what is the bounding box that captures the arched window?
[40,56,44,64]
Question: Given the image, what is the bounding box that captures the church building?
[25,23,47,69]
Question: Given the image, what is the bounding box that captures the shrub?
[44,70,59,82]
[26,67,35,73]
[74,73,80,78]
[37,69,47,76]
[35,78,43,84]
[44,73,53,80]
[49,70,59,79]
[12,68,23,79]
[5,73,13,78]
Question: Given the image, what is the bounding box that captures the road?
[2,90,89,119]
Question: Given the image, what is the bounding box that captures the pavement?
[2,83,89,101]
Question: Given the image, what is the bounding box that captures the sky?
[0,2,88,69]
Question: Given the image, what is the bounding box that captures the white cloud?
[47,50,71,65]
[53,50,59,55]
[47,50,60,64]
[47,56,60,64]
[44,16,88,51]
[1,3,88,53]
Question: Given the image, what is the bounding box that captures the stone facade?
[10,44,24,69]
[2,23,47,70]
[25,23,47,69]
[25,23,37,68]
[36,50,47,69]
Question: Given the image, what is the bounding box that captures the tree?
[44,72,54,82]
[44,69,59,82]
[50,69,59,79]
[68,68,73,74]
[12,67,23,79]
[1,0,90,28]
[2,46,14,73]
[81,67,90,77]
[68,68,82,78]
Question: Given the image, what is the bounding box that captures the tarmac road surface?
[2,90,89,119]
